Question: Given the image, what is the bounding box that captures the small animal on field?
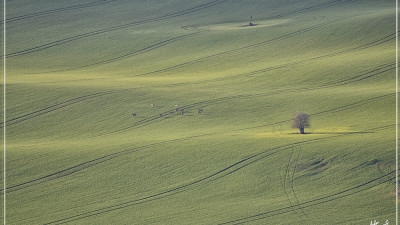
[151,103,156,107]
[132,113,137,117]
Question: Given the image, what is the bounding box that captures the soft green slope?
[4,0,397,224]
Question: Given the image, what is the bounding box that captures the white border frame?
[396,0,399,225]
[2,0,5,222]
[2,0,6,223]
[0,1,398,225]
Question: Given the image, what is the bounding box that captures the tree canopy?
[292,112,310,134]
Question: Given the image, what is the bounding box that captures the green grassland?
[2,0,397,224]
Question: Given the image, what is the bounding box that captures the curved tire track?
[5,90,394,193]
[264,0,349,20]
[2,142,159,194]
[5,94,394,194]
[219,170,397,224]
[3,0,119,24]
[1,90,121,128]
[319,62,395,87]
[43,125,395,224]
[289,146,308,220]
[132,13,390,78]
[280,146,301,219]
[48,31,205,73]
[207,125,393,183]
[132,21,341,77]
[280,146,304,220]
[3,0,229,58]
[232,33,396,83]
[2,131,223,194]
[156,32,395,88]
[4,0,350,59]
[106,64,395,135]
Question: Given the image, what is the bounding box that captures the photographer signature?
[370,220,389,225]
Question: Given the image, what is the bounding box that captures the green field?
[2,0,398,224]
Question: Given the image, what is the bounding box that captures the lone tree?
[292,112,310,134]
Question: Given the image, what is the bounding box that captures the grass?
[3,0,397,224]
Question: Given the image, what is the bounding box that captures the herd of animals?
[131,104,204,118]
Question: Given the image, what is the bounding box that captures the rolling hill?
[2,0,397,224]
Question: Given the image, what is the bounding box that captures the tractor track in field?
[248,0,350,22]
[169,32,395,87]
[2,132,221,194]
[3,131,234,194]
[144,31,395,90]
[223,93,395,133]
[320,63,395,87]
[131,11,387,79]
[132,20,342,77]
[289,146,308,220]
[6,61,392,132]
[265,0,349,20]
[4,0,348,60]
[206,125,393,184]
[4,94,394,195]
[47,31,206,73]
[280,145,308,221]
[106,63,395,135]
[2,0,119,24]
[280,147,304,220]
[218,170,397,224]
[101,94,250,135]
[101,93,280,135]
[281,148,294,212]
[2,142,164,194]
[0,90,122,128]
[3,0,229,59]
[43,125,395,225]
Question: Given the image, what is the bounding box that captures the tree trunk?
[299,127,305,134]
